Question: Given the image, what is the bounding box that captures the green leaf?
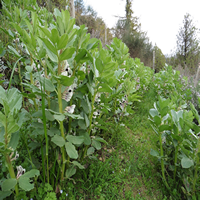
[159,125,171,132]
[153,115,161,126]
[60,76,75,86]
[149,109,159,117]
[95,58,104,73]
[2,178,17,191]
[57,34,68,50]
[0,112,6,127]
[64,113,84,119]
[50,28,59,45]
[7,88,22,112]
[8,45,20,57]
[79,131,91,145]
[18,177,34,191]
[45,110,55,121]
[98,83,112,93]
[81,100,89,114]
[60,47,75,62]
[75,49,87,64]
[150,149,159,157]
[53,114,65,121]
[66,135,84,145]
[72,161,85,169]
[65,165,76,178]
[8,131,19,150]
[87,147,95,156]
[65,142,78,159]
[181,157,194,168]
[92,140,101,150]
[7,121,19,135]
[0,191,12,200]
[51,135,65,147]
[40,37,57,55]
[93,137,107,144]
[20,169,40,179]
[171,110,178,125]
[78,119,86,129]
[40,77,55,92]
[39,27,51,39]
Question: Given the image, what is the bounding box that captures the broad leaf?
[181,157,194,168]
[51,135,65,147]
[60,76,75,86]
[20,169,40,179]
[0,191,12,200]
[65,142,78,159]
[60,47,75,62]
[72,161,85,169]
[2,178,17,191]
[150,149,159,157]
[87,147,95,156]
[65,165,76,178]
[18,177,34,191]
[92,140,101,150]
[66,135,84,145]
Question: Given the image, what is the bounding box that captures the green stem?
[40,140,46,183]
[193,138,200,193]
[159,133,170,189]
[173,145,179,180]
[4,116,19,196]
[41,91,49,183]
[5,154,19,196]
[15,43,24,107]
[57,58,66,180]
[88,93,97,135]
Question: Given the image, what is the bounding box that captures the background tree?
[154,45,166,73]
[176,13,200,74]
[74,0,113,44]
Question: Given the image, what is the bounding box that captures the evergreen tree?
[176,13,200,73]
[114,0,153,67]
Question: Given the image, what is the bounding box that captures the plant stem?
[173,144,179,180]
[159,133,170,189]
[29,56,38,111]
[4,115,19,196]
[5,154,19,196]
[57,58,66,180]
[40,140,46,183]
[193,138,200,193]
[41,91,49,183]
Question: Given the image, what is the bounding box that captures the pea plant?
[0,1,153,199]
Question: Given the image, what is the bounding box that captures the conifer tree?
[176,13,200,73]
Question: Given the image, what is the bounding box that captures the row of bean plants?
[0,0,153,199]
[150,66,200,199]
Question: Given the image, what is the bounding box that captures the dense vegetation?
[0,0,200,200]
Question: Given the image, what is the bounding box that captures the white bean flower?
[16,166,26,179]
[64,105,76,114]
[62,87,73,102]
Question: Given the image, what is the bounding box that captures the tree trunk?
[69,0,75,18]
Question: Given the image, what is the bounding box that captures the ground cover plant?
[1,0,200,200]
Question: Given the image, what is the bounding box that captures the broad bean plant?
[149,96,200,198]
[0,1,153,199]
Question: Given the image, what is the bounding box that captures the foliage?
[150,66,200,198]
[154,45,166,73]
[74,0,113,44]
[176,13,200,74]
[114,0,154,67]
[0,0,154,199]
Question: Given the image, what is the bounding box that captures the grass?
[66,88,168,199]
